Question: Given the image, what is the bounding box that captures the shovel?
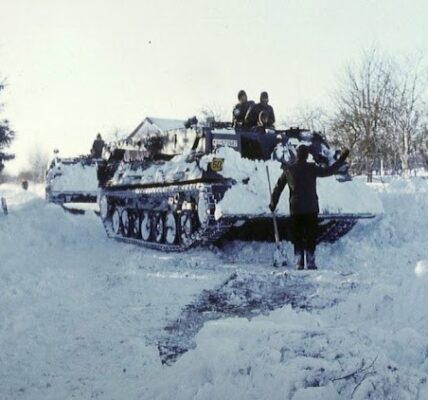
[266,166,288,267]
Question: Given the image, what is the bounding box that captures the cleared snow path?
[1,179,428,399]
[158,272,315,365]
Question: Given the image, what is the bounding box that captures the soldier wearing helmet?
[232,90,255,128]
[245,91,275,128]
[91,133,105,159]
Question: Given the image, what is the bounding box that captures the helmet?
[238,90,247,100]
[260,91,268,101]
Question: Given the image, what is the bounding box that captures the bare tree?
[388,56,428,174]
[289,104,330,134]
[416,124,428,171]
[330,48,395,177]
[199,104,228,125]
[330,48,428,177]
[27,145,50,182]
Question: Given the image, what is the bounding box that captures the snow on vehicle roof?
[46,161,99,192]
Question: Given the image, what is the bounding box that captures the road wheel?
[154,213,164,243]
[132,212,141,238]
[99,195,109,220]
[140,211,151,241]
[112,208,121,235]
[179,211,195,243]
[165,211,179,245]
[197,193,209,224]
[121,209,130,237]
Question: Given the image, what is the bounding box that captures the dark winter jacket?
[245,102,275,127]
[232,100,255,127]
[91,139,105,158]
[271,154,348,215]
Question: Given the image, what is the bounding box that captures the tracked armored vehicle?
[45,154,99,205]
[97,117,382,251]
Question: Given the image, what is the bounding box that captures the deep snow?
[0,177,428,399]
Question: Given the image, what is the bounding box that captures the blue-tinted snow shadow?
[157,271,315,365]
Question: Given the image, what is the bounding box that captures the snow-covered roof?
[147,117,186,131]
[127,117,186,140]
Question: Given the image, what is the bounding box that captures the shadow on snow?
[157,271,316,365]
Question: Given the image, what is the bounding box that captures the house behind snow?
[126,117,198,156]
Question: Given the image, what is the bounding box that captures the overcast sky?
[1,0,428,171]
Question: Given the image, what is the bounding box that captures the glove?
[339,148,350,162]
[269,202,276,212]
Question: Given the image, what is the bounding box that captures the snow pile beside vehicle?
[317,177,382,214]
[205,147,383,218]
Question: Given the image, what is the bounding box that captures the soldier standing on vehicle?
[245,91,275,128]
[91,133,105,158]
[269,145,350,270]
[232,90,254,127]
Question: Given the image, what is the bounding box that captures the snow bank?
[0,184,231,399]
[0,182,45,208]
[383,176,428,194]
[147,308,423,400]
[208,147,383,217]
[1,176,428,399]
[144,177,428,399]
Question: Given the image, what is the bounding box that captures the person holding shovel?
[269,145,350,270]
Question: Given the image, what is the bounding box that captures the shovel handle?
[266,166,280,246]
[1,197,7,215]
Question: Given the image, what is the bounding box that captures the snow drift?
[0,176,427,399]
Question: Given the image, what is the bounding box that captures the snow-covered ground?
[1,177,428,399]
